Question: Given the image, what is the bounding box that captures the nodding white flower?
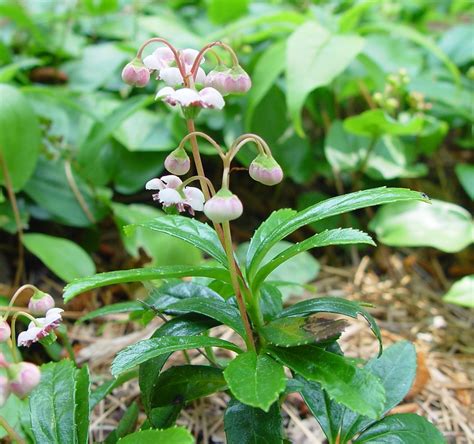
[164,148,191,176]
[144,47,206,86]
[204,188,243,223]
[205,65,252,95]
[145,175,205,215]
[28,290,55,316]
[121,58,150,88]
[17,308,64,348]
[249,154,284,186]
[156,87,225,110]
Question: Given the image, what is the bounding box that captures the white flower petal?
[44,308,63,324]
[199,87,225,109]
[160,175,182,189]
[144,47,175,70]
[173,88,201,107]
[159,67,184,86]
[195,67,207,84]
[155,86,175,100]
[145,178,165,190]
[143,54,162,70]
[159,188,183,205]
[181,48,201,66]
[184,187,205,211]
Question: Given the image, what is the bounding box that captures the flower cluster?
[122,43,251,112]
[17,308,64,347]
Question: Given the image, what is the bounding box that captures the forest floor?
[1,225,472,443]
[53,248,472,444]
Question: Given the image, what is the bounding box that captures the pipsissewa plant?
[25,39,444,443]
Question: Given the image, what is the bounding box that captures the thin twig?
[64,160,96,224]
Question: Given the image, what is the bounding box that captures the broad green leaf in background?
[207,0,249,24]
[23,233,95,283]
[455,164,474,200]
[126,214,226,265]
[0,84,41,191]
[442,275,474,308]
[438,24,473,67]
[63,265,231,302]
[247,188,429,278]
[29,360,90,444]
[251,229,374,291]
[79,301,144,323]
[24,157,109,227]
[113,204,202,267]
[224,399,282,444]
[353,413,445,444]
[369,199,473,253]
[62,42,128,91]
[270,346,385,418]
[224,352,286,411]
[112,336,242,375]
[117,427,194,444]
[344,110,424,137]
[286,22,364,135]
[151,365,226,406]
[246,40,286,126]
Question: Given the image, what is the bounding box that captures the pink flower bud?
[249,154,283,186]
[205,65,251,95]
[204,188,243,223]
[164,148,191,175]
[0,376,10,406]
[0,321,11,343]
[28,290,55,316]
[121,58,150,88]
[8,362,41,398]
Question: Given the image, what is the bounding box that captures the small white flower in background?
[28,290,55,315]
[8,362,41,398]
[17,308,64,347]
[0,376,9,407]
[145,175,205,215]
[0,320,11,343]
[144,47,206,86]
[156,86,225,110]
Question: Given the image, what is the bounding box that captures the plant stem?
[357,136,378,180]
[0,151,24,292]
[222,222,255,352]
[0,416,25,444]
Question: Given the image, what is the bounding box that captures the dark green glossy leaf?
[354,413,445,443]
[279,297,382,354]
[251,229,374,290]
[259,284,283,323]
[224,399,282,444]
[148,405,182,429]
[75,366,90,444]
[224,352,286,412]
[117,427,194,444]
[165,298,246,338]
[112,336,243,375]
[29,360,82,444]
[63,265,230,302]
[79,301,144,323]
[269,346,385,418]
[148,281,223,311]
[247,188,429,278]
[340,341,417,440]
[151,365,226,406]
[139,315,218,413]
[127,215,227,266]
[344,109,424,137]
[261,317,347,347]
